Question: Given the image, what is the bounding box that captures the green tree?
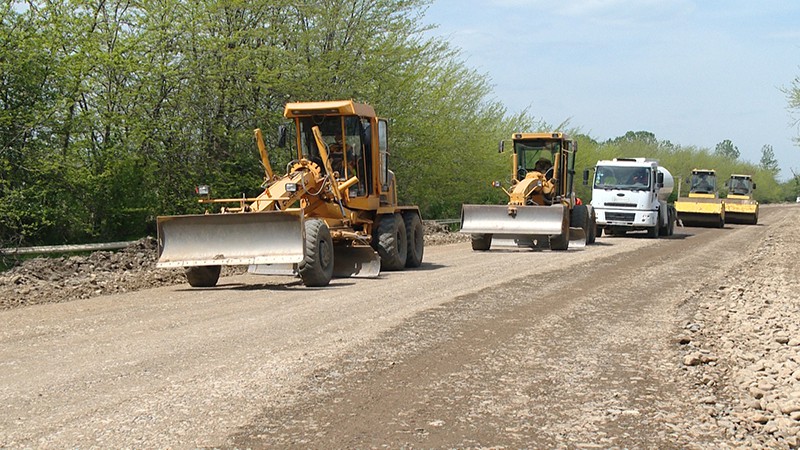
[759,144,779,176]
[714,139,740,159]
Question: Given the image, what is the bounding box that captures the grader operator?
[460,132,596,251]
[156,100,424,287]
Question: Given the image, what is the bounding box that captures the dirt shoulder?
[0,221,469,310]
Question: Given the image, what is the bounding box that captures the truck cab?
[588,158,675,238]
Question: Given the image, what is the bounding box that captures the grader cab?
[156,100,424,287]
[460,132,595,251]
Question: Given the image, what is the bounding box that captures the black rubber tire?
[595,225,604,238]
[185,265,221,288]
[751,211,759,225]
[298,219,334,287]
[586,209,597,244]
[374,213,407,271]
[403,212,424,267]
[570,205,590,244]
[646,223,659,238]
[471,234,492,251]
[550,230,569,250]
[658,209,670,236]
[667,209,675,236]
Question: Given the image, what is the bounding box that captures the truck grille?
[603,202,637,208]
[606,212,636,222]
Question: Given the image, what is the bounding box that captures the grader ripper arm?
[156,100,424,288]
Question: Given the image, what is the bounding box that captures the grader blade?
[460,204,566,236]
[156,211,305,267]
[332,245,381,278]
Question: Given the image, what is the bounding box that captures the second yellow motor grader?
[460,132,596,251]
[156,100,424,287]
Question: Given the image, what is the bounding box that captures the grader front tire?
[185,265,221,288]
[471,234,492,251]
[298,219,334,287]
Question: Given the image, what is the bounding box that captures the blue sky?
[422,0,800,179]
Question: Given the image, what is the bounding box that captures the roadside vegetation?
[1,0,797,250]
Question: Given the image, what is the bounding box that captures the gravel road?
[1,205,798,448]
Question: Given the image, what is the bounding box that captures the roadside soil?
[0,205,798,448]
[0,221,467,310]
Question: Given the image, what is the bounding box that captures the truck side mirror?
[498,140,505,153]
[277,125,287,148]
[582,168,590,185]
[753,183,757,190]
[657,172,664,185]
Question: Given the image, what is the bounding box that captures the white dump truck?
[586,158,676,238]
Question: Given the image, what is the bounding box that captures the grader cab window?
[514,140,558,180]
[297,115,365,186]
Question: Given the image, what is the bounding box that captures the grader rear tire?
[298,219,334,287]
[185,265,221,288]
[403,212,424,268]
[374,213,407,271]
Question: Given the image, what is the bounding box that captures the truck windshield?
[594,166,650,190]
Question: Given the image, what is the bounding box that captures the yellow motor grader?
[674,169,725,228]
[460,132,596,251]
[724,174,759,224]
[156,100,424,287]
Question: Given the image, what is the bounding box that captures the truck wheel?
[374,213,407,271]
[403,212,424,267]
[646,224,659,238]
[667,212,675,236]
[185,265,221,288]
[658,210,670,236]
[299,219,334,287]
[471,234,492,251]
[587,209,597,244]
[595,225,603,238]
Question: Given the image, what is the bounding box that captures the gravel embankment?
[679,208,800,448]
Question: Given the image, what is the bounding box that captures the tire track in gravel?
[233,210,782,448]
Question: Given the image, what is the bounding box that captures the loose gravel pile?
[0,222,468,310]
[679,216,800,448]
